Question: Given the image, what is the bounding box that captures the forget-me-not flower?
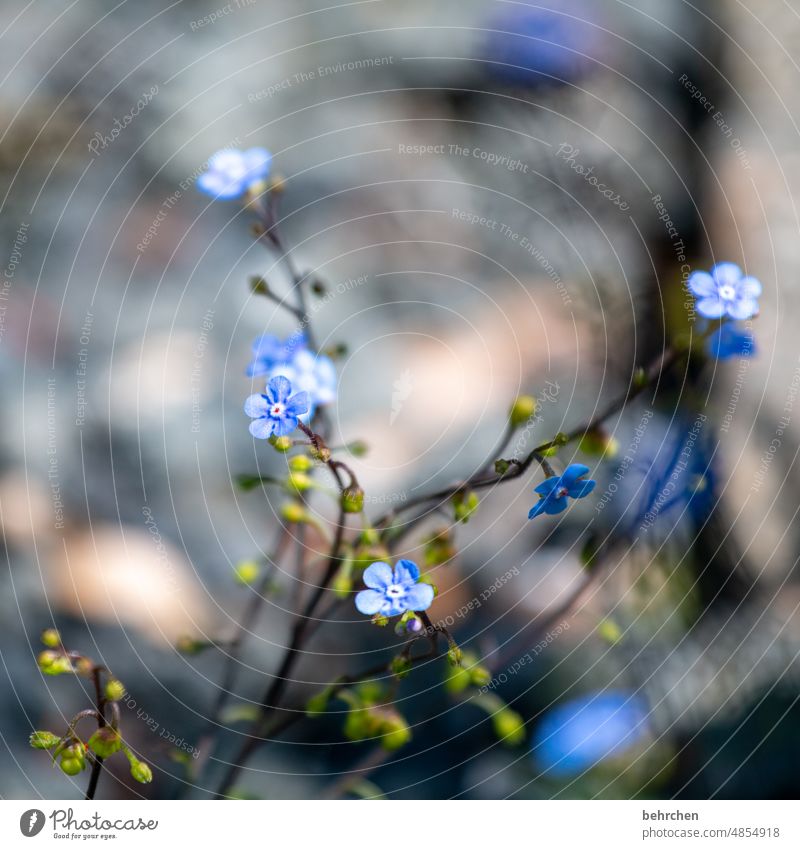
[528,464,595,519]
[532,691,650,776]
[688,263,761,320]
[198,148,272,199]
[270,348,337,419]
[706,322,756,360]
[244,375,308,439]
[247,332,307,377]
[355,560,434,618]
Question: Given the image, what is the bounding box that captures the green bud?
[30,730,60,749]
[633,367,648,389]
[357,528,380,547]
[469,665,492,688]
[280,501,307,524]
[343,708,373,741]
[493,709,526,746]
[309,444,331,463]
[306,689,332,717]
[423,529,456,567]
[346,440,369,457]
[445,665,471,694]
[379,712,411,751]
[130,759,153,784]
[233,560,261,586]
[597,618,622,645]
[88,727,122,759]
[60,756,84,776]
[341,486,364,514]
[104,679,126,702]
[447,644,463,667]
[270,435,292,453]
[510,395,537,427]
[390,655,412,680]
[249,275,270,296]
[310,279,327,296]
[38,651,72,675]
[332,560,353,599]
[41,628,61,648]
[371,614,389,628]
[176,635,212,655]
[286,471,313,494]
[579,428,619,459]
[288,454,314,472]
[494,459,511,475]
[452,491,479,524]
[74,657,94,676]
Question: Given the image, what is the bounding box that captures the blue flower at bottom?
[244,376,308,439]
[532,691,650,776]
[706,322,756,360]
[528,463,595,519]
[355,560,434,618]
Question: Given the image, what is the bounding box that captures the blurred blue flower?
[706,322,756,360]
[481,3,600,86]
[528,464,595,520]
[688,263,761,320]
[355,560,434,618]
[198,148,272,199]
[247,332,307,377]
[532,691,650,775]
[270,348,337,420]
[244,376,308,439]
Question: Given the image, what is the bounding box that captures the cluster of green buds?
[452,490,479,523]
[444,651,491,693]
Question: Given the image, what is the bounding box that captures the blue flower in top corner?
[355,560,434,618]
[198,148,272,200]
[528,463,595,520]
[706,322,756,360]
[244,376,308,439]
[688,263,761,320]
[247,332,307,377]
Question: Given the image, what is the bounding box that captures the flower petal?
[687,271,716,298]
[355,589,386,615]
[528,500,547,520]
[246,358,270,377]
[696,296,726,319]
[363,562,393,590]
[394,559,420,584]
[711,262,742,287]
[737,276,762,299]
[726,297,758,320]
[244,394,269,418]
[272,415,299,437]
[561,464,590,487]
[567,479,596,499]
[249,417,275,439]
[535,477,561,496]
[284,391,309,417]
[543,495,568,515]
[242,147,272,181]
[403,583,434,612]
[197,170,242,199]
[267,375,292,404]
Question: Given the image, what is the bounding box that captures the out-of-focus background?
[2,0,799,800]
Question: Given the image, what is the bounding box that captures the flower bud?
[29,730,60,749]
[510,395,537,427]
[306,689,331,717]
[447,644,463,667]
[309,444,331,463]
[597,618,622,645]
[130,759,153,784]
[469,665,492,688]
[445,665,471,694]
[371,614,389,628]
[332,561,353,599]
[341,485,364,514]
[270,435,292,453]
[286,471,313,494]
[249,275,270,296]
[233,560,261,586]
[288,454,314,472]
[379,712,411,751]
[390,655,412,680]
[579,428,619,459]
[492,709,526,746]
[74,657,94,676]
[347,440,369,457]
[88,727,122,758]
[310,279,327,296]
[280,501,307,524]
[424,529,456,566]
[59,755,84,776]
[452,491,479,523]
[268,173,286,194]
[405,616,423,635]
[38,651,71,675]
[41,628,61,648]
[104,679,126,702]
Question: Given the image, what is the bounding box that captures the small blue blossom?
[706,322,756,360]
[355,560,434,618]
[247,332,307,377]
[688,263,761,320]
[532,691,650,776]
[244,376,308,439]
[528,464,595,519]
[270,348,337,420]
[197,148,272,199]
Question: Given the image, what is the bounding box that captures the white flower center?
[270,403,285,417]
[556,486,569,498]
[718,284,736,301]
[385,583,407,599]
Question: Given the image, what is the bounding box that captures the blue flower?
[197,148,272,199]
[706,322,756,360]
[688,263,761,320]
[528,464,595,519]
[247,332,307,377]
[244,376,308,439]
[270,348,337,420]
[532,691,650,776]
[355,560,434,618]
